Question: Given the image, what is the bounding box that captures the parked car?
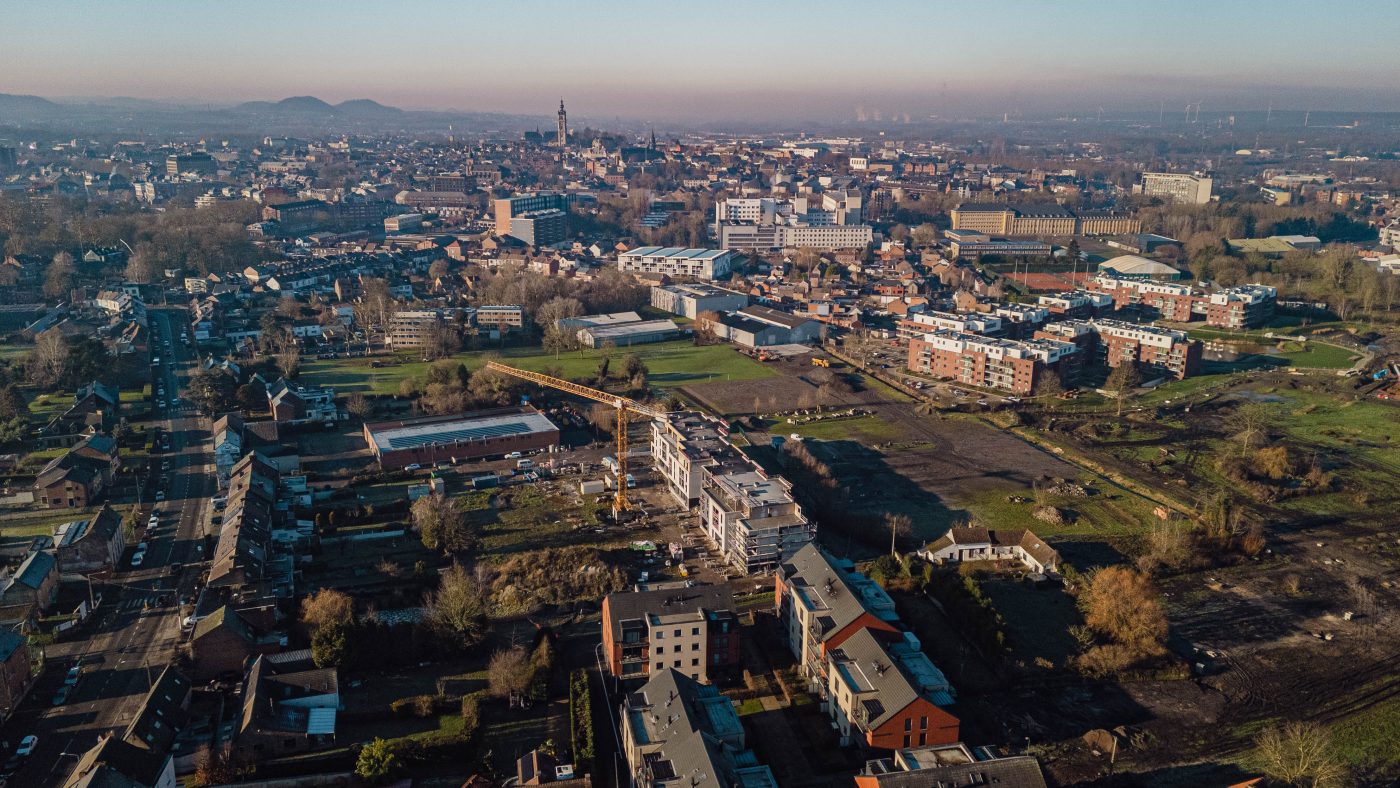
[15,736,37,758]
[403,463,422,472]
[154,491,165,502]
[64,665,81,685]
[52,686,71,706]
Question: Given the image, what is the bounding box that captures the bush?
[569,669,595,767]
[390,694,441,718]
[925,570,1008,659]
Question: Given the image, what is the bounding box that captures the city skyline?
[3,0,1398,122]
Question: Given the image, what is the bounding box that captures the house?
[233,654,339,761]
[917,527,1060,575]
[190,605,261,682]
[62,735,177,788]
[775,544,902,694]
[266,378,338,425]
[212,414,280,489]
[42,381,120,446]
[33,433,120,508]
[53,504,126,573]
[123,666,191,755]
[855,742,1048,788]
[826,628,959,751]
[1,550,59,611]
[0,629,34,724]
[620,669,778,788]
[601,584,740,682]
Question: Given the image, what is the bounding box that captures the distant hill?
[336,99,403,117]
[0,93,61,114]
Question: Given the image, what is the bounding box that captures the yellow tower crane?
[484,361,666,515]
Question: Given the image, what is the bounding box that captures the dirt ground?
[680,355,888,416]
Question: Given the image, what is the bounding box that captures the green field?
[1273,341,1360,370]
[300,341,778,396]
[774,413,902,442]
[1330,694,1400,771]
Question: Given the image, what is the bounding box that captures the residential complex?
[713,196,874,250]
[1088,275,1277,329]
[601,583,739,682]
[618,246,736,280]
[907,331,1078,395]
[1037,318,1203,380]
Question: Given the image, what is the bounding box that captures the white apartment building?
[1139,172,1213,205]
[699,466,814,574]
[712,196,873,251]
[618,247,736,280]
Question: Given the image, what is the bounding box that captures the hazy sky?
[3,0,1397,121]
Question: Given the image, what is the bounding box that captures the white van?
[516,458,534,470]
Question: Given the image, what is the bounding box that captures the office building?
[712,196,873,251]
[166,152,217,177]
[1139,172,1213,205]
[601,584,739,681]
[493,193,569,238]
[950,204,1140,236]
[619,247,736,281]
[475,304,526,332]
[507,208,568,246]
[386,308,467,350]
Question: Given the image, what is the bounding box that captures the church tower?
[556,99,568,149]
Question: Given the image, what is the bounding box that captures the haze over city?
[3,0,1399,122]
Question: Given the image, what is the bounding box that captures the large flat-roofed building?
[363,407,559,469]
[712,196,874,251]
[651,412,744,507]
[950,204,1140,236]
[1088,275,1277,328]
[619,246,736,280]
[651,283,749,319]
[1096,255,1183,281]
[576,319,681,349]
[1207,284,1277,329]
[474,304,525,331]
[907,331,1077,395]
[1139,172,1213,205]
[493,192,570,238]
[1037,318,1202,380]
[507,208,567,246]
[386,308,463,349]
[699,464,814,574]
[710,305,822,348]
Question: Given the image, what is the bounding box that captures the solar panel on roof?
[384,420,534,450]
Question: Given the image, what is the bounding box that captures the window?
[691,659,699,667]
[673,660,681,668]
[903,735,911,748]
[655,663,663,671]
[919,733,927,746]
[655,631,663,639]
[904,718,912,732]
[920,716,928,730]
[692,643,700,651]
[673,629,681,637]
[691,627,700,636]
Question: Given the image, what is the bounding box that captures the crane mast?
[484,362,665,515]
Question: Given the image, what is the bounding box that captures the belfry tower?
[556,99,568,149]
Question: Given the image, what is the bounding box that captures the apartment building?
[619,247,736,281]
[474,304,525,331]
[1139,172,1213,204]
[1036,290,1115,319]
[621,670,779,788]
[651,412,742,507]
[508,208,568,246]
[827,628,960,751]
[907,331,1077,395]
[386,308,468,349]
[1037,319,1202,380]
[775,544,902,692]
[1088,276,1198,321]
[712,197,874,251]
[601,584,739,682]
[1207,284,1277,329]
[699,464,815,574]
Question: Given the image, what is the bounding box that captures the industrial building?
[710,305,822,348]
[650,282,749,319]
[575,318,681,349]
[618,246,736,280]
[363,407,559,470]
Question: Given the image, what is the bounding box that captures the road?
[1,306,215,785]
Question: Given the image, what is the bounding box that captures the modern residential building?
[1037,319,1202,380]
[386,308,468,350]
[619,247,736,281]
[363,407,560,470]
[907,331,1078,395]
[651,412,742,507]
[651,283,749,319]
[601,584,740,682]
[855,742,1049,788]
[493,193,569,238]
[620,669,779,788]
[1207,284,1278,330]
[775,544,902,691]
[917,527,1061,574]
[1036,290,1115,319]
[1139,172,1213,205]
[826,628,960,751]
[1088,276,1277,328]
[699,462,815,575]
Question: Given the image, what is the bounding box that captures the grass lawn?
[300,341,777,396]
[1330,694,1400,771]
[773,413,902,442]
[28,391,74,421]
[956,481,1162,537]
[1273,341,1360,370]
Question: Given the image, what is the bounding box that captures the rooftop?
[366,408,557,452]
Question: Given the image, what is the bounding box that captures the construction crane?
[484,361,666,516]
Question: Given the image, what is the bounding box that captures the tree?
[124,244,160,284]
[1255,721,1347,787]
[187,367,238,415]
[311,623,350,668]
[424,563,488,647]
[276,345,302,379]
[44,251,75,299]
[1228,402,1275,454]
[534,296,584,333]
[346,392,371,420]
[487,646,533,699]
[428,258,451,281]
[28,327,69,388]
[0,385,26,421]
[911,223,938,247]
[355,738,398,783]
[236,382,265,413]
[1078,566,1168,669]
[1105,363,1141,417]
[411,495,475,553]
[301,588,355,632]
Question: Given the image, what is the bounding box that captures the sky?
[3,0,1397,122]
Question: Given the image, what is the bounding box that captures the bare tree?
[1254,721,1347,787]
[885,513,912,557]
[487,646,532,699]
[29,328,69,387]
[301,588,355,632]
[345,392,371,421]
[424,563,488,647]
[277,345,302,379]
[44,251,75,299]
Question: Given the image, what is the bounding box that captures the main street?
[2,307,215,785]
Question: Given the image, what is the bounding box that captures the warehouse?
[363,407,559,470]
[576,319,682,349]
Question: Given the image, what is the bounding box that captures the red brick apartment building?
[907,330,1078,395]
[1037,319,1202,380]
[1089,275,1278,329]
